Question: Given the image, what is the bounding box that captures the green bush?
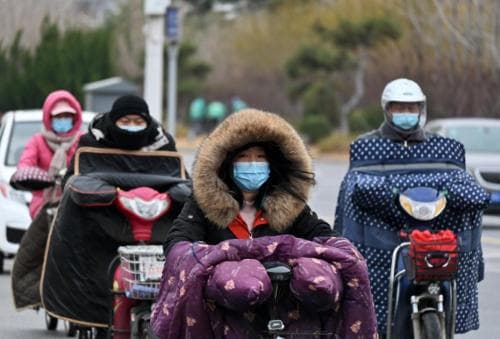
[317,132,355,153]
[348,105,384,133]
[298,114,332,143]
[0,17,114,110]
[302,81,339,125]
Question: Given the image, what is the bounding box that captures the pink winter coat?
[17,90,83,218]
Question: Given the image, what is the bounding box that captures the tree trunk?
[339,47,366,132]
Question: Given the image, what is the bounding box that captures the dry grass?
[315,132,355,154]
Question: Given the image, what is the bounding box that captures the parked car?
[426,118,500,226]
[0,110,95,272]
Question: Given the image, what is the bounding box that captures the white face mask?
[117,124,146,132]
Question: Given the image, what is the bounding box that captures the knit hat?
[109,95,150,122]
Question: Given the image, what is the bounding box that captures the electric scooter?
[387,187,459,339]
[41,147,189,339]
[108,186,172,338]
[70,176,189,339]
[262,261,337,338]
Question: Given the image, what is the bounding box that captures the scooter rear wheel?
[45,312,58,331]
[64,321,77,337]
[77,327,93,339]
[421,311,443,339]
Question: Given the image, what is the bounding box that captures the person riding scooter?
[163,109,333,252]
[63,94,178,186]
[11,90,83,312]
[153,109,378,338]
[334,78,489,337]
[40,95,188,339]
[15,89,83,219]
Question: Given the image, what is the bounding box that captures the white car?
[426,118,500,226]
[0,110,95,272]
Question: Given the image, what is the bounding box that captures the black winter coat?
[164,197,335,253]
[163,109,337,255]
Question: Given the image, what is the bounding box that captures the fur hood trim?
[192,109,313,231]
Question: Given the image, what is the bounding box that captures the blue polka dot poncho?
[334,136,490,334]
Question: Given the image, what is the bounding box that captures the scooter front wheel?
[138,316,158,339]
[421,311,443,339]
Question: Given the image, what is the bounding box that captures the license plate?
[491,192,500,203]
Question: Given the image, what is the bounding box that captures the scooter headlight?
[118,195,170,221]
[399,193,447,221]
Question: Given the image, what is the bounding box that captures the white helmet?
[381,78,427,127]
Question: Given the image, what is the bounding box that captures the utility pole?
[143,0,170,123]
[165,5,180,138]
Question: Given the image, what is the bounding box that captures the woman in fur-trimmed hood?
[163,108,335,253]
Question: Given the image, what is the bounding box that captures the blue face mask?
[117,124,146,132]
[51,117,73,134]
[391,112,420,130]
[232,162,270,192]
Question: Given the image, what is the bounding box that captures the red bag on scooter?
[408,229,459,282]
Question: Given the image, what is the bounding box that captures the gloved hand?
[205,259,272,311]
[289,257,343,312]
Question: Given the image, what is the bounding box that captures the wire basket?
[118,245,165,299]
[407,231,459,282]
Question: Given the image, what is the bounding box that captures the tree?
[0,32,32,109]
[29,18,114,102]
[286,16,401,132]
[0,17,114,111]
[286,45,348,125]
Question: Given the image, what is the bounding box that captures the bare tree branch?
[432,0,474,52]
[403,0,438,48]
[339,47,366,132]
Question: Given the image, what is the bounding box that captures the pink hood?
[42,90,82,136]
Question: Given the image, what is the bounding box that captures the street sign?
[165,6,180,137]
[165,6,180,42]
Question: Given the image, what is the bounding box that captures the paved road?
[0,154,498,338]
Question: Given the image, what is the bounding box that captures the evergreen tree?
[0,17,114,111]
[286,16,401,132]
